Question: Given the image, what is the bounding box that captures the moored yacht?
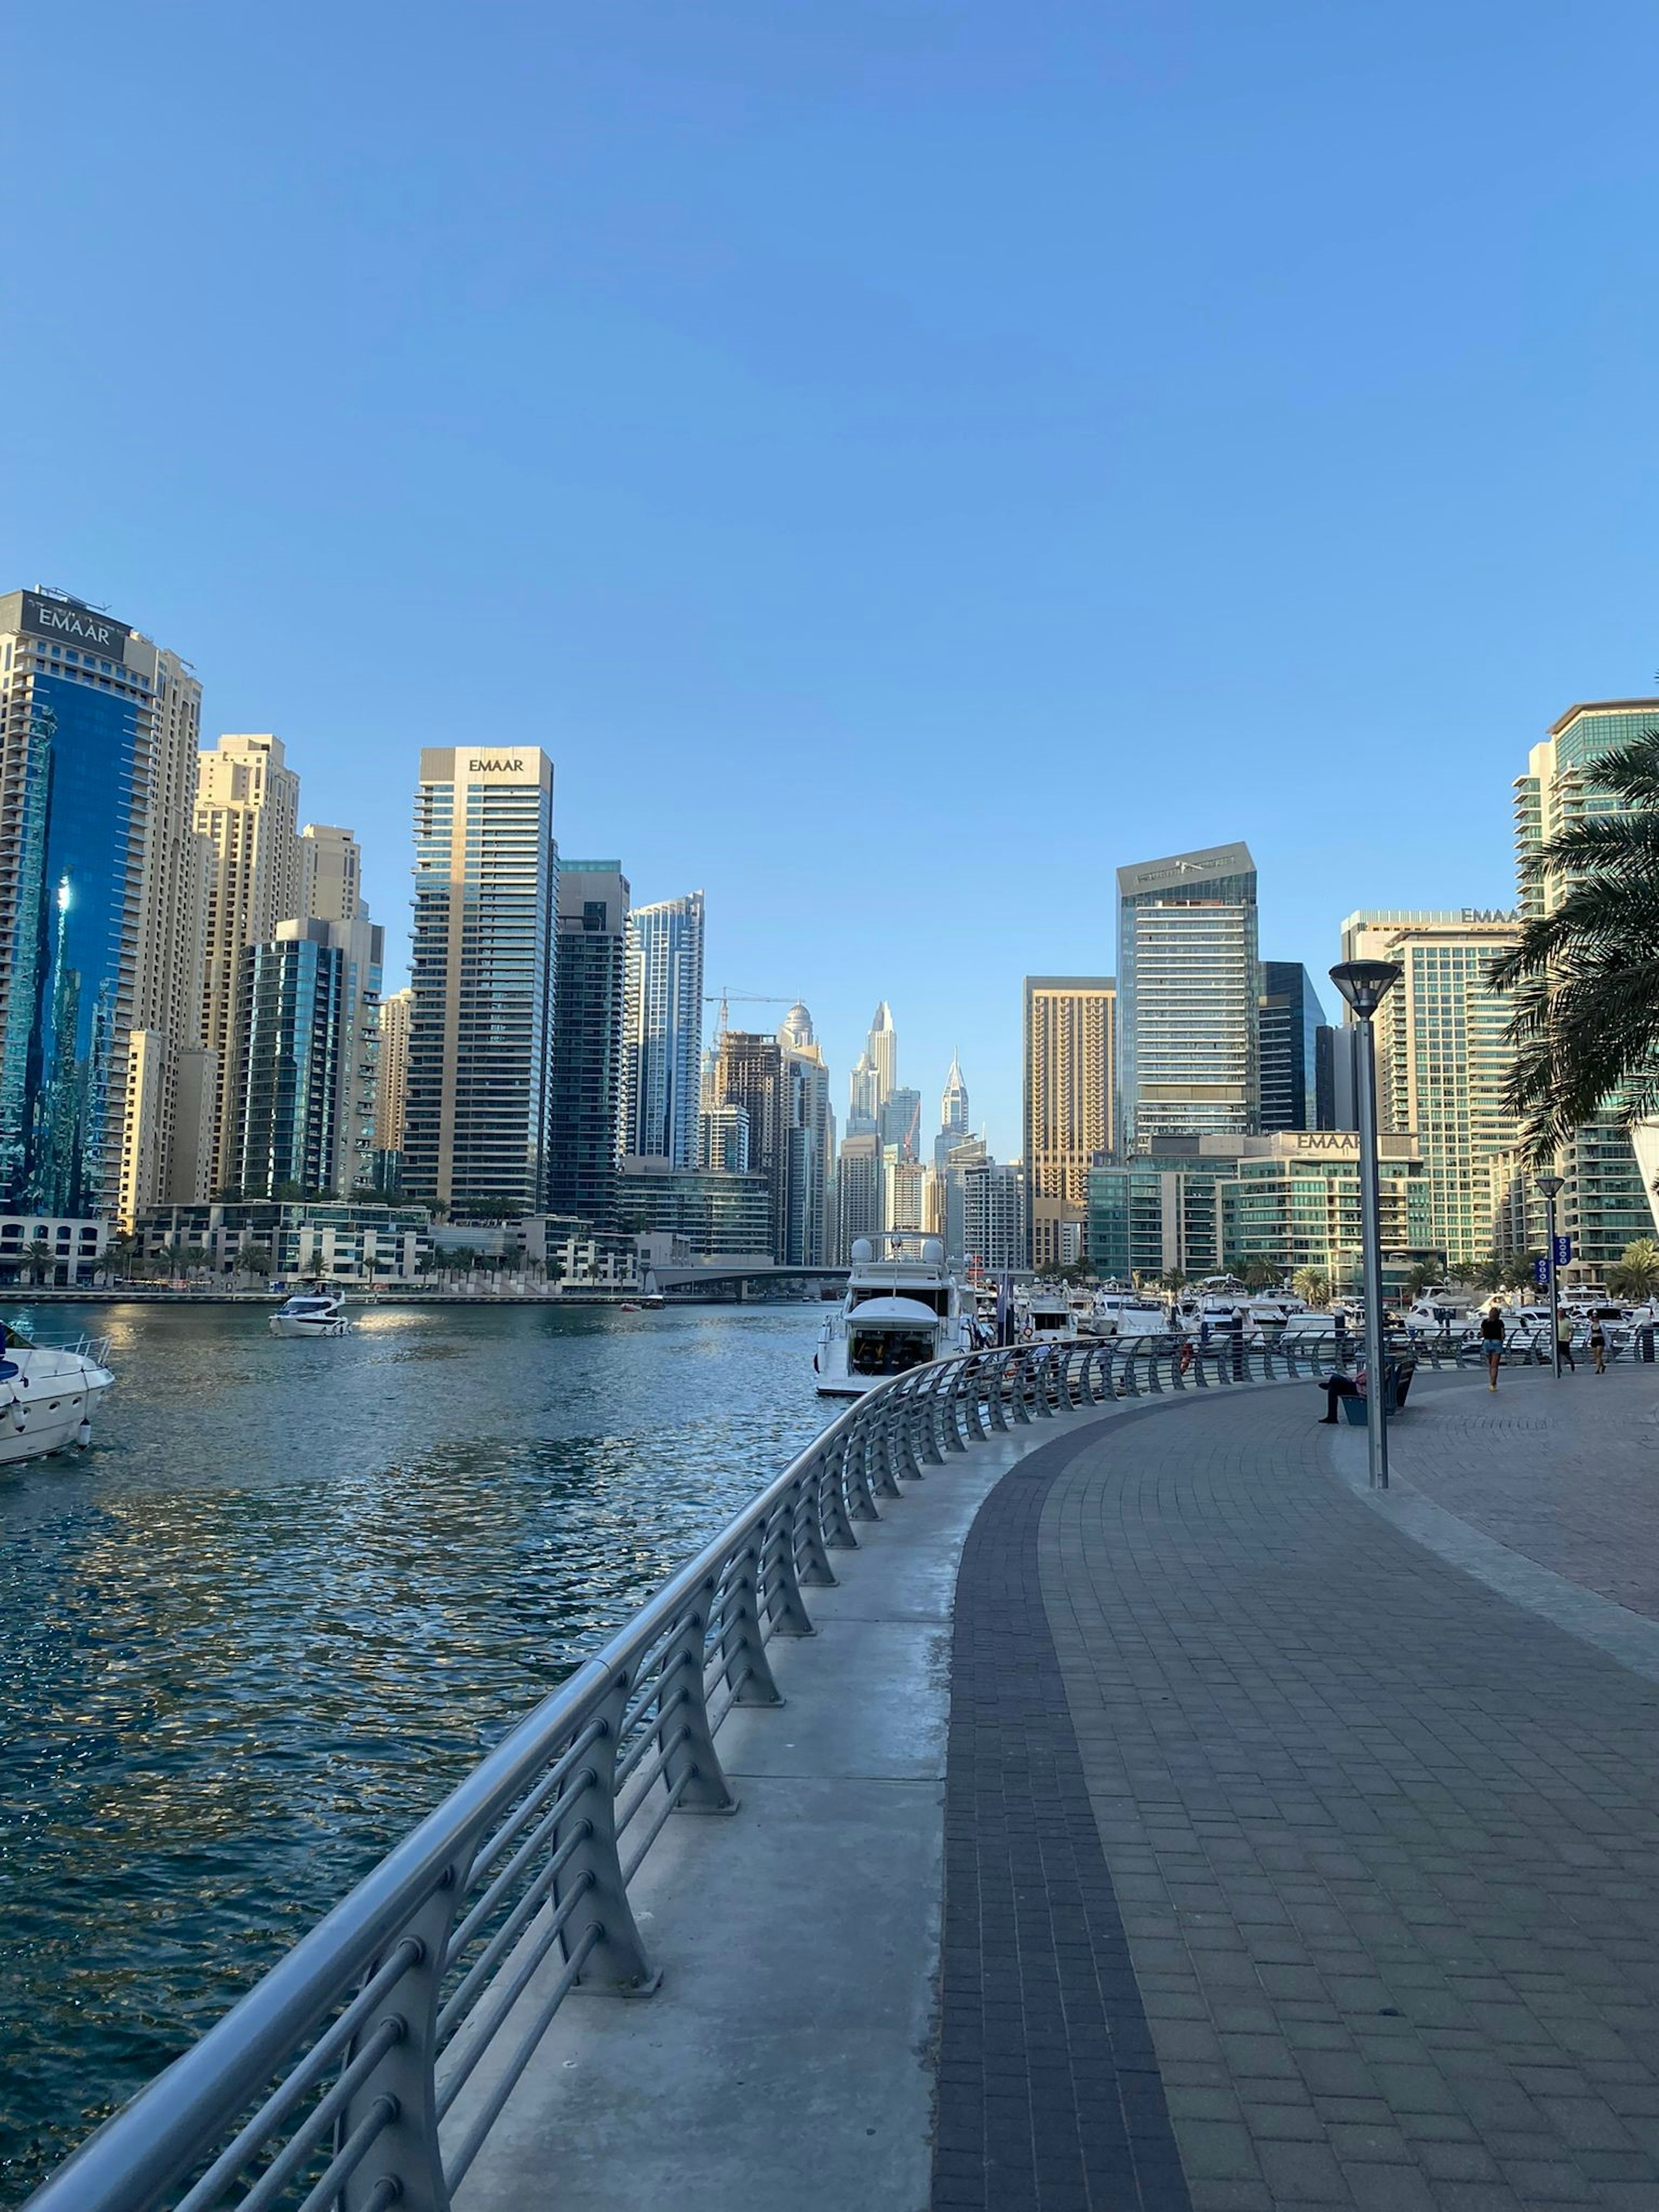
[814,1235,973,1396]
[1023,1285,1079,1343]
[269,1291,351,1339]
[0,1325,114,1463]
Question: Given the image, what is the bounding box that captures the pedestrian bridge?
[27,1341,1659,2210]
[651,1260,845,1294]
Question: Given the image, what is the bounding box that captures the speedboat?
[269,1292,351,1339]
[0,1327,114,1462]
[815,1235,973,1397]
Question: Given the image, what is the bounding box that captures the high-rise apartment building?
[404,747,557,1214]
[940,1051,970,1141]
[865,1001,896,1106]
[883,1148,928,1233]
[375,985,412,1166]
[963,1159,1026,1275]
[1258,962,1326,1134]
[847,1054,880,1131]
[1339,911,1521,1267]
[836,1130,884,1256]
[879,1085,922,1160]
[778,1002,833,1268]
[0,588,210,1224]
[620,891,704,1168]
[1116,843,1259,1153]
[699,1101,750,1173]
[1022,976,1116,1271]
[547,860,629,1230]
[1515,702,1659,1277]
[196,734,305,1194]
[230,921,350,1199]
[710,1030,787,1259]
[300,824,381,1198]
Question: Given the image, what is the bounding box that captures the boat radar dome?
[922,1238,944,1266]
[851,1238,874,1264]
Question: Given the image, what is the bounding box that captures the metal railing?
[11,1329,1508,2211]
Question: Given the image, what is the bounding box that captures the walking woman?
[1556,1310,1576,1373]
[1589,1317,1607,1375]
[1479,1303,1506,1390]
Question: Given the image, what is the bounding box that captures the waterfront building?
[699,1101,751,1174]
[300,825,382,1198]
[230,922,347,1198]
[1339,910,1521,1267]
[836,1129,884,1256]
[939,1133,987,1265]
[548,860,629,1232]
[1023,976,1116,1271]
[709,1030,787,1258]
[0,588,210,1225]
[620,891,704,1170]
[374,985,412,1176]
[138,1197,432,1283]
[1514,702,1659,1278]
[883,1147,928,1234]
[962,1159,1026,1276]
[1116,843,1259,1152]
[403,747,558,1214]
[880,1085,922,1161]
[1086,1129,1433,1295]
[615,1158,773,1260]
[196,735,306,1195]
[0,1214,108,1284]
[778,1004,834,1268]
[1258,962,1326,1133]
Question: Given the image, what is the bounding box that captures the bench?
[1338,1357,1417,1423]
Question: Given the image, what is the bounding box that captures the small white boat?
[815,1235,974,1397]
[269,1292,351,1339]
[0,1328,113,1463]
[1023,1287,1079,1344]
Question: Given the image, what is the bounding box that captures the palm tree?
[1241,1261,1281,1291]
[1501,1250,1544,1293]
[1466,1254,1506,1294]
[1488,727,1659,1159]
[1290,1266,1330,1307]
[1608,1238,1659,1302]
[1400,1260,1443,1300]
[24,1239,54,1286]
[1158,1268,1187,1293]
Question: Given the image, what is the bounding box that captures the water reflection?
[0,1300,827,2203]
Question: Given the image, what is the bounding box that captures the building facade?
[940,1050,970,1142]
[1022,976,1116,1271]
[1339,910,1520,1267]
[374,985,412,1167]
[962,1160,1026,1276]
[403,747,558,1214]
[778,1003,833,1268]
[139,1198,432,1283]
[196,734,305,1194]
[1258,962,1326,1134]
[836,1130,884,1257]
[1116,843,1259,1152]
[620,890,704,1169]
[547,859,629,1231]
[0,588,210,1226]
[230,922,347,1198]
[615,1159,773,1259]
[1514,702,1659,1278]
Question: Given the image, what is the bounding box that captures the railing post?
[986,1352,1011,1429]
[1121,1344,1140,1395]
[820,1433,861,1549]
[1006,1349,1032,1423]
[960,1357,990,1441]
[1145,1344,1163,1393]
[1027,1350,1054,1417]
[720,1539,782,1706]
[939,1365,969,1452]
[659,1600,739,1813]
[795,1452,839,1587]
[341,1859,466,2212]
[848,1415,883,1516]
[766,1486,817,1631]
[871,1390,907,1495]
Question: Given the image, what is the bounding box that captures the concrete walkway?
[938,1368,1659,2211]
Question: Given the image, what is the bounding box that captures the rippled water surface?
[0,1298,828,2204]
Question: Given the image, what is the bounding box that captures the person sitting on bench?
[1318,1363,1367,1424]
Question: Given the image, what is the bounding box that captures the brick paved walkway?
[934,1376,1659,2211]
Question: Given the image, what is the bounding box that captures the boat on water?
[0,1325,114,1463]
[1023,1284,1079,1344]
[269,1292,351,1339]
[815,1234,974,1397]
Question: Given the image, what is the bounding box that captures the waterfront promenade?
[461,1365,1659,2212]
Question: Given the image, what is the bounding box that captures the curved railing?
[13,1328,1572,2211]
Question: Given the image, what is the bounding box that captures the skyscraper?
[963,1159,1027,1275]
[1514,703,1659,1274]
[778,1002,833,1267]
[1116,842,1259,1151]
[940,1050,970,1140]
[196,734,305,1194]
[865,1001,897,1108]
[1341,912,1522,1265]
[404,747,558,1214]
[0,588,209,1224]
[300,824,382,1198]
[1257,962,1327,1134]
[547,860,629,1230]
[711,1029,788,1258]
[230,921,349,1199]
[375,985,412,1170]
[836,1130,884,1255]
[879,1085,922,1160]
[620,890,705,1168]
[1022,977,1116,1271]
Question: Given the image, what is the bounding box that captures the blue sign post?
[1554,1234,1573,1267]
[1534,1256,1550,1288]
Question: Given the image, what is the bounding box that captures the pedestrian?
[1479,1303,1506,1390]
[1556,1310,1576,1373]
[1317,1364,1363,1424]
[1589,1318,1607,1375]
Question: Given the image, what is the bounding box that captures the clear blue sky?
[5,1,1657,1155]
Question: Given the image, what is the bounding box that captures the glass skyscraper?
[1116,842,1259,1153]
[231,923,348,1198]
[404,747,558,1213]
[0,588,206,1223]
[620,890,705,1167]
[547,860,629,1230]
[1258,961,1327,1133]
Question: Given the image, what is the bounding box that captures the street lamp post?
[1330,959,1403,1491]
[1536,1172,1565,1378]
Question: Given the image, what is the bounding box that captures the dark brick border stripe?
[933,1417,1193,2212]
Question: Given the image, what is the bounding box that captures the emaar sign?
[20,592,128,654]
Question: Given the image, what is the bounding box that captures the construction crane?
[705,988,794,1038]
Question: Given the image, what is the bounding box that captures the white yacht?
[814,1236,973,1397]
[1403,1290,1484,1342]
[1086,1288,1170,1339]
[0,1327,114,1463]
[269,1291,351,1339]
[1023,1286,1079,1344]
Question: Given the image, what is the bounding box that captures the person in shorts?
[1479,1304,1506,1389]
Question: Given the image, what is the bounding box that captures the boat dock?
[26,1349,1659,2211]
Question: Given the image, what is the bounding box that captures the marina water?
[0,1299,828,2206]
